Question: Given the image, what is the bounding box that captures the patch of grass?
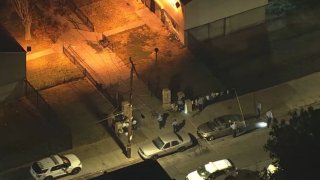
[27,53,84,90]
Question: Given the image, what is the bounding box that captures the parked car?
[197,114,267,141]
[225,169,261,180]
[138,132,194,159]
[30,154,82,180]
[186,159,237,180]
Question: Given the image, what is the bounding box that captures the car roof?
[37,155,63,170]
[158,132,187,143]
[205,159,233,173]
[214,114,241,123]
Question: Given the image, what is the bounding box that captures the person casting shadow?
[176,119,186,133]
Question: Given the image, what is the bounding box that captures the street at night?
[1,0,320,180]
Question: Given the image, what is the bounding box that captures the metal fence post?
[36,91,39,107]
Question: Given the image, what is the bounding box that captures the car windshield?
[207,120,219,130]
[197,165,210,178]
[32,162,46,174]
[152,137,165,149]
[215,117,229,125]
[59,155,71,166]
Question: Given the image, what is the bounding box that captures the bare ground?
[80,0,143,32]
[27,53,84,90]
[0,98,70,171]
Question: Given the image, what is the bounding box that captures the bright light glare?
[169,0,179,8]
[169,0,176,6]
[256,122,267,128]
[267,164,278,174]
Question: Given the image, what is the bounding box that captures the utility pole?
[126,57,139,158]
[153,48,159,96]
[233,88,246,127]
[154,48,159,67]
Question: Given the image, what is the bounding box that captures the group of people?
[192,90,231,112]
[157,113,184,133]
[229,102,274,138]
[256,102,273,128]
[113,114,138,137]
[172,90,231,113]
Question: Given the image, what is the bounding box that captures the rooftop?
[0,24,25,52]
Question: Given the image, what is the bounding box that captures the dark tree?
[11,0,32,40]
[264,107,320,179]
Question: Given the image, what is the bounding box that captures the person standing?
[266,110,273,128]
[177,99,184,112]
[198,97,204,111]
[157,113,164,129]
[194,97,198,110]
[231,121,237,138]
[172,119,178,133]
[256,102,262,117]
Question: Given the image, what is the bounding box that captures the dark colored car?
[197,114,267,141]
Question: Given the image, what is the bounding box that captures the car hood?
[64,154,82,168]
[139,143,161,156]
[186,170,204,180]
[198,123,213,134]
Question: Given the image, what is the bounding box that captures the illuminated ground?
[79,0,143,32]
[27,52,83,90]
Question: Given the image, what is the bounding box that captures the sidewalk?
[26,48,55,61]
[57,70,320,180]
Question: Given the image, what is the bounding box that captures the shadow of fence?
[66,0,95,32]
[63,45,134,156]
[62,45,120,107]
[24,79,72,152]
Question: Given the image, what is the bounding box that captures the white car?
[186,159,237,180]
[138,132,194,159]
[30,154,82,180]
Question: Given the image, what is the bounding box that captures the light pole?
[154,48,159,67]
[233,88,246,126]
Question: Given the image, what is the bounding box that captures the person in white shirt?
[257,102,262,117]
[172,119,179,133]
[230,121,237,138]
[266,110,273,128]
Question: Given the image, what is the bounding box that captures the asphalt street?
[158,128,271,180]
[0,128,270,180]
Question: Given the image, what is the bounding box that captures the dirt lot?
[109,26,222,98]
[108,25,184,69]
[80,0,143,32]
